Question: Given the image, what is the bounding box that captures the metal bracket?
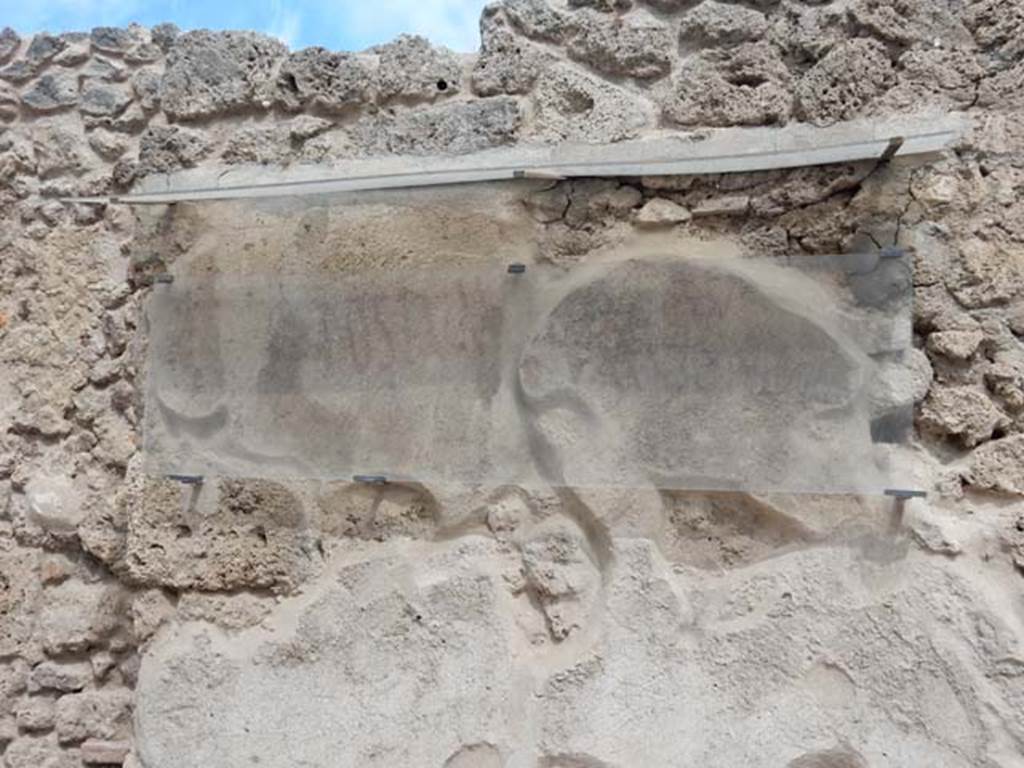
[513,169,565,181]
[884,488,925,532]
[167,474,204,485]
[884,489,927,499]
[353,474,388,485]
[879,136,905,163]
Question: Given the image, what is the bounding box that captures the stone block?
[160,30,286,119]
[15,696,55,732]
[28,662,93,694]
[21,73,78,112]
[81,738,131,765]
[373,34,462,101]
[567,9,673,80]
[679,0,768,45]
[634,198,691,227]
[38,580,122,655]
[79,83,133,117]
[276,46,372,112]
[795,39,894,123]
[531,63,651,142]
[0,27,19,65]
[354,97,521,156]
[919,386,1008,448]
[664,42,792,126]
[55,689,132,744]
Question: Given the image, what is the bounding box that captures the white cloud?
[340,0,486,52]
[2,0,143,34]
[266,0,302,46]
[1,0,489,53]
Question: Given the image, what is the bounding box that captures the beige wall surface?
[1,2,1024,767]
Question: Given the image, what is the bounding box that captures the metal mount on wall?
[884,488,927,531]
[353,475,388,485]
[166,474,204,485]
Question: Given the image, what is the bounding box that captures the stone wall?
[0,1,1023,766]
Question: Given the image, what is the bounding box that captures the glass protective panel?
[143,188,913,493]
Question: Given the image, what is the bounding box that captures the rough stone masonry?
[1,0,1024,766]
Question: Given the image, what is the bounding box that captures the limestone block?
[125,478,316,591]
[679,0,768,45]
[80,55,128,82]
[160,30,286,119]
[2,735,80,768]
[768,1,849,62]
[137,126,212,176]
[24,474,85,533]
[220,126,289,165]
[81,739,131,765]
[150,23,179,52]
[919,386,1008,448]
[287,115,332,141]
[634,198,692,227]
[927,329,984,361]
[353,97,521,156]
[373,34,462,100]
[504,0,570,42]
[15,696,55,732]
[0,27,19,65]
[0,546,41,658]
[86,129,129,161]
[89,26,143,55]
[531,63,651,142]
[52,36,91,67]
[90,653,116,681]
[962,0,1024,61]
[966,434,1024,495]
[28,662,93,694]
[878,48,985,113]
[563,179,642,226]
[0,657,29,705]
[276,46,373,112]
[38,580,122,655]
[851,0,972,48]
[32,126,85,179]
[21,73,79,112]
[692,194,751,216]
[567,9,673,80]
[79,83,133,117]
[0,716,15,748]
[472,8,548,96]
[55,689,131,744]
[0,82,17,119]
[665,42,792,127]
[795,39,894,123]
[130,589,176,643]
[25,33,65,66]
[124,42,162,65]
[949,237,1024,309]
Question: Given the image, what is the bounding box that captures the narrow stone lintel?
[81,739,131,765]
[61,114,967,205]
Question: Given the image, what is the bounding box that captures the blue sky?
[0,0,490,51]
